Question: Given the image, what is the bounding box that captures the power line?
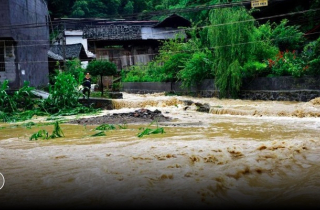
[0,0,309,30]
[1,30,319,65]
[1,6,319,40]
[1,6,319,44]
[1,1,319,62]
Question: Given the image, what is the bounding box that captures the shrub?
[266,50,309,77]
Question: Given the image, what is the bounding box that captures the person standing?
[82,72,91,99]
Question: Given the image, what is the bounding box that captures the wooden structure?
[53,14,191,71]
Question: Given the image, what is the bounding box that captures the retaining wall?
[122,76,320,102]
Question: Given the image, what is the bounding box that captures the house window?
[0,41,5,72]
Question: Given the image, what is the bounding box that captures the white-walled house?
[51,14,191,71]
[48,30,95,71]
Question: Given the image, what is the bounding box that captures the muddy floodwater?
[1,93,320,209]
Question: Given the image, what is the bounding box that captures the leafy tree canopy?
[86,60,117,96]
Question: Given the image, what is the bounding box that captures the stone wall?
[122,76,320,102]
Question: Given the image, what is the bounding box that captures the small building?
[52,14,191,71]
[48,43,95,72]
[0,0,50,89]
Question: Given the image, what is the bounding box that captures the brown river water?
[1,93,320,209]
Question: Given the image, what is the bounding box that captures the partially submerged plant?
[118,122,128,129]
[30,130,49,140]
[29,121,64,140]
[95,124,116,131]
[21,122,36,129]
[50,121,65,138]
[137,119,165,138]
[91,131,106,137]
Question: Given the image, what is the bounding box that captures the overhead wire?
[0,0,302,30]
[0,6,319,45]
[1,4,320,42]
[1,29,320,65]
[1,0,320,65]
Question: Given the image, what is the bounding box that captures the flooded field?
[1,93,320,209]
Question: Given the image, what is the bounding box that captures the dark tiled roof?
[153,14,191,28]
[49,43,84,59]
[48,50,64,60]
[53,18,159,27]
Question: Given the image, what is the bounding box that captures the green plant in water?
[91,131,106,137]
[118,122,128,129]
[95,124,116,131]
[50,121,65,138]
[30,130,49,140]
[137,119,165,138]
[21,122,36,129]
[29,121,64,140]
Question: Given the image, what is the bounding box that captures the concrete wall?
[122,76,320,102]
[0,1,10,36]
[0,0,49,89]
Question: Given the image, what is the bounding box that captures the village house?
[0,0,50,89]
[49,14,191,87]
[51,14,191,71]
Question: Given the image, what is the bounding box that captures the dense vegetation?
[118,1,320,97]
[0,59,100,123]
[47,0,320,98]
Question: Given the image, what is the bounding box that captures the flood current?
[0,93,320,209]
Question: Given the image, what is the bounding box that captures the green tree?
[47,0,76,18]
[207,3,256,98]
[270,19,306,51]
[303,37,320,76]
[71,0,90,18]
[124,1,134,14]
[86,60,117,96]
[86,0,108,18]
[177,51,214,89]
[105,0,121,16]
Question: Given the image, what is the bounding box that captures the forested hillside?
[47,0,319,32]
